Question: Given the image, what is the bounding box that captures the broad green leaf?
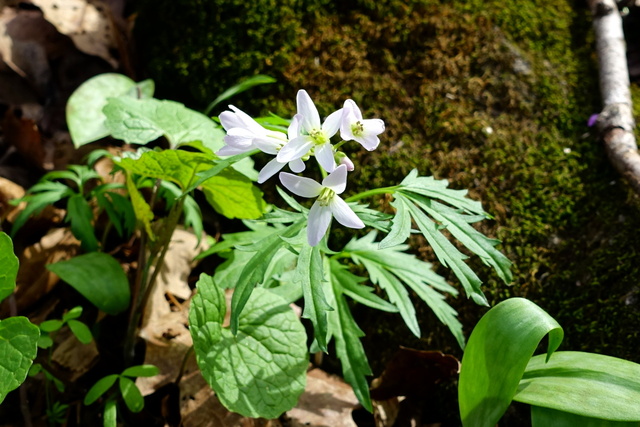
[200,168,265,219]
[119,376,144,413]
[103,398,117,427]
[67,194,99,252]
[515,352,640,421]
[121,365,160,378]
[67,73,154,147]
[531,406,639,427]
[84,374,119,405]
[329,259,397,313]
[67,320,93,344]
[0,317,40,404]
[296,244,332,352]
[327,274,373,412]
[190,276,307,418]
[47,253,130,315]
[229,221,304,333]
[39,319,63,333]
[458,298,564,427]
[0,232,18,302]
[103,97,225,150]
[116,150,214,191]
[204,74,276,115]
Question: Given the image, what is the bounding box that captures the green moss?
[136,0,640,366]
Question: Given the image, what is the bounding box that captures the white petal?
[343,99,363,120]
[297,90,321,132]
[339,105,359,141]
[279,172,322,198]
[339,153,355,171]
[355,133,380,151]
[277,136,313,163]
[253,137,282,155]
[228,105,265,134]
[322,164,348,194]
[289,157,306,173]
[363,118,385,135]
[258,158,285,183]
[216,145,250,156]
[288,114,303,139]
[322,108,343,138]
[219,111,244,131]
[315,143,336,173]
[307,202,333,246]
[330,196,365,229]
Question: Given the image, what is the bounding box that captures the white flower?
[277,90,342,173]
[216,105,287,156]
[216,106,306,183]
[255,114,306,183]
[340,99,385,151]
[279,164,364,246]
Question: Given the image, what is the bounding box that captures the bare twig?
[589,0,640,193]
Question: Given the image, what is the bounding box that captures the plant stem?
[344,185,399,203]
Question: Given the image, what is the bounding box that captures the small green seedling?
[38,306,93,349]
[84,364,159,426]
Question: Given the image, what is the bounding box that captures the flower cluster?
[216,89,385,246]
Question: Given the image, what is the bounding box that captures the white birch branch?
[588,0,640,193]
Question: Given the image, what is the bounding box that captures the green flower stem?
[344,186,399,203]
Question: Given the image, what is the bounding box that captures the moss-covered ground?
[135,0,640,403]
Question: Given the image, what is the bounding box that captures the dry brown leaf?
[140,228,208,336]
[10,228,80,314]
[0,175,25,222]
[285,368,359,427]
[51,326,99,382]
[31,0,119,68]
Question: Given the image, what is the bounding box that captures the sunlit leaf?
[531,406,639,427]
[103,97,225,150]
[296,244,332,352]
[200,168,265,219]
[458,298,564,427]
[516,352,640,421]
[66,73,154,147]
[116,149,214,191]
[229,221,304,333]
[326,271,373,412]
[190,275,307,418]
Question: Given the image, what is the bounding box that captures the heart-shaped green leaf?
[0,317,40,404]
[66,73,154,147]
[190,274,307,418]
